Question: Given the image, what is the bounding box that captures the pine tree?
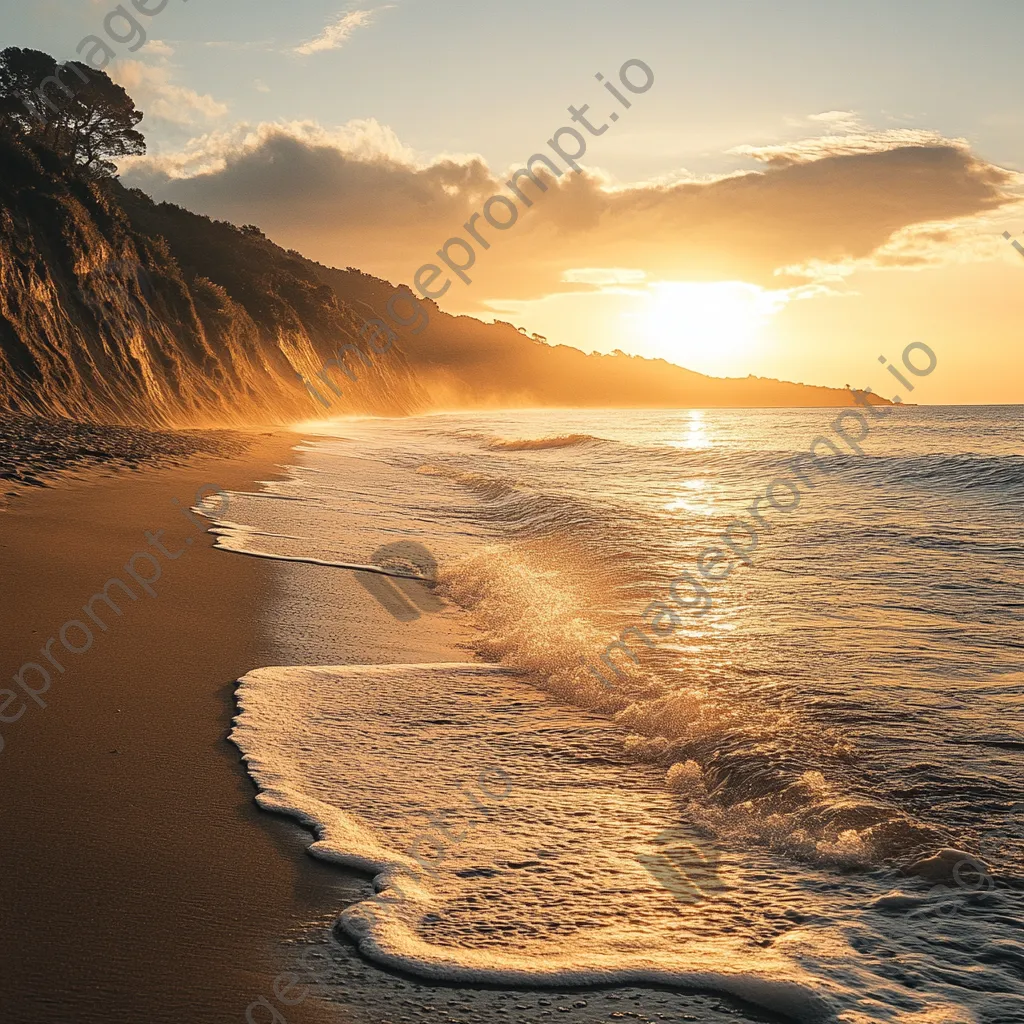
[0,47,145,178]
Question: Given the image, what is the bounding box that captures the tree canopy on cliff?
[0,47,144,178]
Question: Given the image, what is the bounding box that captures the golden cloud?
[119,120,1017,305]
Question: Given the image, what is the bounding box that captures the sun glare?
[630,281,790,378]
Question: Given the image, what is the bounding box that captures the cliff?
[0,130,884,427]
[0,130,429,426]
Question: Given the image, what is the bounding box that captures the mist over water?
[226,406,1024,1023]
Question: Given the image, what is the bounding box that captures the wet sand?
[0,431,347,1024]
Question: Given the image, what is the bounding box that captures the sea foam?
[232,662,999,1024]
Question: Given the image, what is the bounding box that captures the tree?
[0,47,60,132]
[0,47,144,177]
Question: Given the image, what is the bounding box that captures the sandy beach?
[0,433,356,1024]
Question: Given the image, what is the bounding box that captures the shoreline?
[0,431,352,1024]
[214,441,788,1024]
[0,425,785,1024]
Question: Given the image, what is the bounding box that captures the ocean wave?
[232,664,836,1021]
[439,544,960,871]
[820,452,1024,497]
[416,463,523,501]
[485,434,605,451]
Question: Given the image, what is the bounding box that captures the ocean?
[219,406,1023,1024]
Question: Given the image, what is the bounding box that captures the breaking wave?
[439,545,951,871]
[485,434,604,451]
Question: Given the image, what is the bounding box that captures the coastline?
[0,424,792,1024]
[0,431,348,1024]
[212,437,789,1024]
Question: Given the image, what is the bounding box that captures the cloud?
[804,110,863,133]
[118,120,1017,305]
[144,39,174,58]
[294,8,390,55]
[729,125,966,166]
[119,119,417,180]
[111,60,228,126]
[780,207,1024,281]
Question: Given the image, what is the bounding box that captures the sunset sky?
[11,0,1024,402]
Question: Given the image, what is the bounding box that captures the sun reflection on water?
[667,411,712,451]
[664,477,714,515]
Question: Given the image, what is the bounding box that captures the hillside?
[0,130,886,427]
[309,260,883,411]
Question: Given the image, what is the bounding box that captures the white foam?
[209,523,426,579]
[232,663,992,1024]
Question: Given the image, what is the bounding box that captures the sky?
[5,0,1024,403]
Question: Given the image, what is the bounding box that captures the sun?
[630,281,790,378]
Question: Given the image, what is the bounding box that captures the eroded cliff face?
[0,134,428,427]
[0,133,883,428]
